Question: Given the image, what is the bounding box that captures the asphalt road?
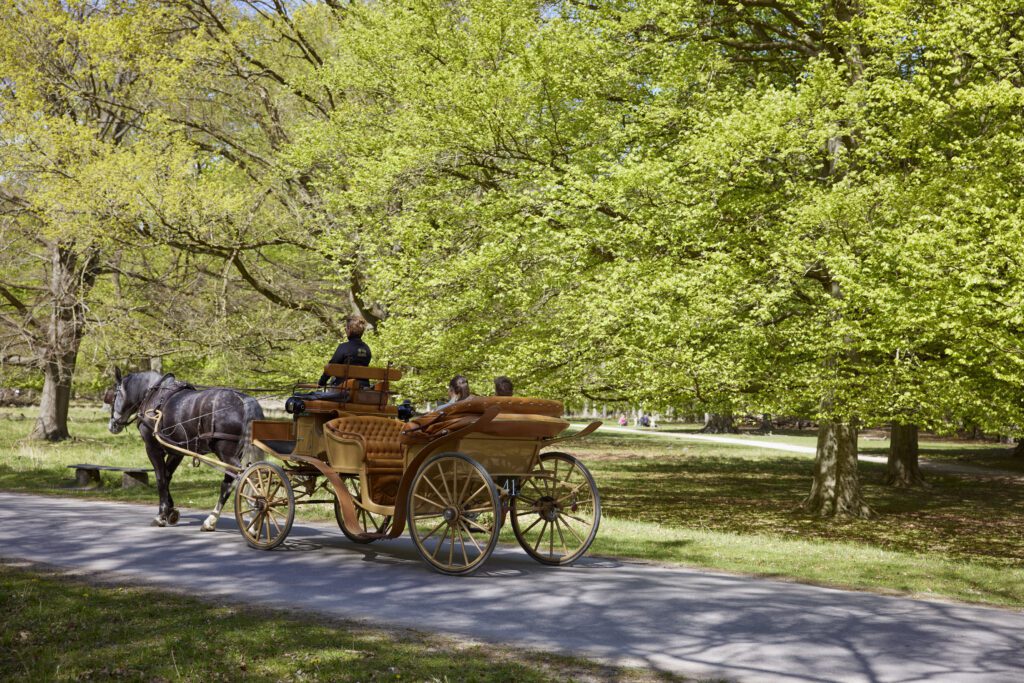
[2,492,1022,682]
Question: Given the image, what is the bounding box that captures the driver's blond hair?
[346,314,368,338]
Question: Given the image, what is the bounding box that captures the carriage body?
[241,364,601,575]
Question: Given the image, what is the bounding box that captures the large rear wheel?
[234,462,295,550]
[407,452,501,576]
[511,451,600,565]
[334,476,392,543]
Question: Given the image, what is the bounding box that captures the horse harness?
[139,374,242,452]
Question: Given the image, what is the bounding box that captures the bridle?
[110,375,167,432]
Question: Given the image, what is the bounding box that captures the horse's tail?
[238,395,266,464]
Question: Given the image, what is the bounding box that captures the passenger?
[397,399,415,422]
[437,374,473,410]
[318,314,372,387]
[493,376,513,396]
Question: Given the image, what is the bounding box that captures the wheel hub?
[536,495,559,522]
[442,506,459,522]
[255,496,268,513]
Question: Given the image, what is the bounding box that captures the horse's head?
[108,367,135,434]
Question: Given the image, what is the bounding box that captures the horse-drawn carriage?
[236,363,602,575]
[111,362,602,575]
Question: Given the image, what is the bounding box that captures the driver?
[318,314,372,387]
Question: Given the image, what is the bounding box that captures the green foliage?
[3,0,1023,436]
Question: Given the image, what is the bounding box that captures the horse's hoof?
[166,509,180,526]
[151,516,167,527]
[200,516,217,532]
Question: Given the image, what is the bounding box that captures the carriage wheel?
[511,451,600,565]
[334,476,392,543]
[234,462,295,550]
[407,452,501,576]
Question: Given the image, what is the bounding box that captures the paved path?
[2,492,1022,682]
[597,426,1024,479]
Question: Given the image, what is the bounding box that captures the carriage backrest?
[324,415,404,461]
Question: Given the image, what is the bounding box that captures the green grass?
[0,562,682,682]
[4,406,1024,608]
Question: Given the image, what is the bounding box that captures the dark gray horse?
[108,368,263,529]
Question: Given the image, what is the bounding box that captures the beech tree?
[310,0,1024,517]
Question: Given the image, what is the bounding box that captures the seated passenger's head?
[346,314,368,339]
[448,374,471,402]
[494,376,513,396]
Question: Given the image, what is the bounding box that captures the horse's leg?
[162,453,185,525]
[201,441,241,532]
[142,436,171,527]
[201,472,236,532]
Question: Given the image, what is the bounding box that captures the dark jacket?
[318,336,372,386]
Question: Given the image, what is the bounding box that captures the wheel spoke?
[419,517,447,543]
[462,482,489,507]
[422,471,449,506]
[560,511,593,526]
[447,521,456,566]
[439,462,455,503]
[553,482,589,506]
[558,511,585,539]
[414,493,444,509]
[464,517,493,535]
[254,512,266,542]
[456,523,469,566]
[554,517,570,555]
[430,524,450,560]
[516,513,543,535]
[457,460,473,503]
[457,519,484,554]
[532,520,549,553]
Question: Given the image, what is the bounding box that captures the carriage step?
[67,464,154,489]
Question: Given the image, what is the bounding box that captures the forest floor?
[1,405,1023,608]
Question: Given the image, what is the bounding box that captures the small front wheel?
[511,451,600,565]
[334,476,392,543]
[234,462,295,550]
[407,452,501,576]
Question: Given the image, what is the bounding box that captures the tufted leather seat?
[324,416,405,505]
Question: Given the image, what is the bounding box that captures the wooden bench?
[67,464,154,488]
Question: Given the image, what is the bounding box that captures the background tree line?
[2,0,1023,517]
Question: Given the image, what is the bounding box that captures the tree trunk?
[29,245,98,441]
[702,413,738,433]
[754,413,773,434]
[802,421,873,518]
[1013,440,1024,458]
[885,423,926,487]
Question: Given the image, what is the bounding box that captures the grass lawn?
[0,562,681,682]
[3,406,1024,608]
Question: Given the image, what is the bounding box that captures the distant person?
[639,414,651,428]
[494,376,513,396]
[318,314,371,387]
[618,414,628,427]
